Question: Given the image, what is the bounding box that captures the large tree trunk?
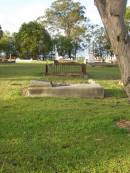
[95,0,130,99]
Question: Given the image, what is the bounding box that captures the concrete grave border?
[26,80,104,99]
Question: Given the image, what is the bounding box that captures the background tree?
[15,21,52,59]
[53,36,73,57]
[95,0,130,99]
[38,0,87,58]
[125,6,130,32]
[0,31,16,57]
[0,25,3,39]
[91,25,113,57]
[70,26,86,59]
[85,24,113,59]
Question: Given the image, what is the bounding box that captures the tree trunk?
[95,0,130,99]
[74,45,77,60]
[68,50,71,59]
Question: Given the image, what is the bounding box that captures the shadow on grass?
[88,66,121,80]
[0,77,43,81]
[105,89,127,98]
[0,63,45,79]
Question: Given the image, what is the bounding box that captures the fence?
[45,63,87,76]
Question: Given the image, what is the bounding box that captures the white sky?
[0,0,130,33]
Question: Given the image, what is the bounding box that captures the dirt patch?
[116,120,130,130]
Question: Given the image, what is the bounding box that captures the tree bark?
[95,0,130,99]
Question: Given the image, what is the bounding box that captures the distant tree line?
[0,23,52,59]
[1,0,130,60]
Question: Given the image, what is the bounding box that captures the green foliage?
[125,6,130,31]
[44,0,86,36]
[0,32,9,52]
[93,26,113,57]
[15,21,52,59]
[0,31,16,57]
[0,25,3,39]
[40,0,87,58]
[125,6,130,21]
[86,25,113,58]
[53,35,73,57]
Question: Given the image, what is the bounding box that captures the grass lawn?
[0,63,130,173]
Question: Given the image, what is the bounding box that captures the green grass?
[0,63,130,173]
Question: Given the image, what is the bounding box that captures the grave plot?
[26,80,104,99]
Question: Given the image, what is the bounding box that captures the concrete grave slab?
[30,80,52,87]
[27,80,104,99]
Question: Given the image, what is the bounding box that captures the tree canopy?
[89,25,113,57]
[0,31,16,57]
[43,0,86,36]
[125,6,130,21]
[38,0,87,58]
[0,25,3,39]
[15,21,52,59]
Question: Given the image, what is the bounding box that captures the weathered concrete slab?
[30,80,52,87]
[27,81,104,98]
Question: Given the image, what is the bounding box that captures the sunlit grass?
[0,63,130,173]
